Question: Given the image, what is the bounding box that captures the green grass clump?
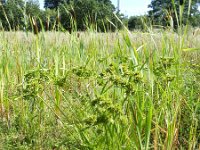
[0,30,199,149]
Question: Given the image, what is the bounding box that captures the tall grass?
[0,28,199,149]
[0,0,199,149]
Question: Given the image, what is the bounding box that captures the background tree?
[26,0,41,17]
[0,0,42,31]
[41,9,57,31]
[25,0,41,30]
[148,0,200,28]
[44,0,70,9]
[0,0,6,5]
[0,0,25,30]
[128,16,144,30]
[57,0,118,31]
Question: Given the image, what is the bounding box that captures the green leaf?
[182,47,200,51]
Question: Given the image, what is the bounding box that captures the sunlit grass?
[0,29,199,149]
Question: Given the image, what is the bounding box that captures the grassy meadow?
[0,29,199,149]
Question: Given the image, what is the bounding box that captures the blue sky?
[111,0,151,16]
[39,0,151,16]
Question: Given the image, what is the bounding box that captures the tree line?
[0,0,199,32]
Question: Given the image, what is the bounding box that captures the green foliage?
[58,0,119,31]
[0,0,25,30]
[44,0,70,9]
[0,0,200,32]
[25,0,41,18]
[128,16,144,30]
[0,0,42,31]
[0,27,200,149]
[0,0,124,32]
[148,0,200,28]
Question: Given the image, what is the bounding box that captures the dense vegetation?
[0,0,199,149]
[0,0,200,31]
[148,0,200,28]
[0,0,122,31]
[0,27,199,149]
